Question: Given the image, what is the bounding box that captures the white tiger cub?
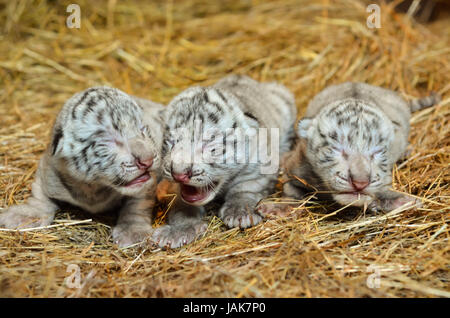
[0,87,164,247]
[153,75,297,248]
[281,82,440,212]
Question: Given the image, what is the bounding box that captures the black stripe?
[83,97,97,117]
[51,126,63,155]
[72,156,81,171]
[203,91,209,103]
[96,109,105,124]
[270,89,292,107]
[197,112,205,124]
[73,134,88,143]
[112,119,119,132]
[329,131,338,141]
[216,89,228,105]
[350,85,360,99]
[207,101,225,115]
[55,170,76,199]
[318,128,326,139]
[391,120,401,127]
[207,111,219,124]
[72,89,92,119]
[244,111,259,123]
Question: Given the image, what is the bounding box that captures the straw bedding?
[0,0,449,297]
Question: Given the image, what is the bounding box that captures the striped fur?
[153,75,297,248]
[0,87,165,247]
[409,92,441,112]
[282,82,440,212]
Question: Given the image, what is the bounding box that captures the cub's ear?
[297,118,312,139]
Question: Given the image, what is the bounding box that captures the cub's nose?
[351,178,369,191]
[172,170,192,183]
[135,157,153,170]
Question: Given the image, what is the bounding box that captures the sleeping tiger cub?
[280,82,440,212]
[153,75,297,248]
[0,87,164,247]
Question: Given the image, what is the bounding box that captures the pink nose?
[136,157,153,170]
[351,179,369,191]
[172,172,191,183]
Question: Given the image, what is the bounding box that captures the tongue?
[180,184,209,203]
[126,173,150,187]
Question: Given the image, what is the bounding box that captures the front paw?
[0,206,53,229]
[368,194,420,213]
[151,221,207,249]
[219,203,263,229]
[256,201,296,217]
[282,182,307,199]
[112,223,153,248]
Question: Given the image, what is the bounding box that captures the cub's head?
[162,87,256,206]
[298,99,395,206]
[53,87,162,196]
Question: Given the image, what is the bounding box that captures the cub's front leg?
[151,196,207,249]
[112,195,155,248]
[0,175,58,229]
[219,175,276,229]
[368,188,420,213]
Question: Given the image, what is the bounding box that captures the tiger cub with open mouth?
[153,75,297,248]
[0,87,164,247]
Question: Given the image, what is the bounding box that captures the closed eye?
[166,139,175,149]
[141,125,151,137]
[203,134,216,143]
[115,139,124,147]
[204,143,224,154]
[342,150,348,160]
[332,146,348,159]
[371,148,384,159]
[336,173,348,182]
[202,131,223,146]
[371,173,381,182]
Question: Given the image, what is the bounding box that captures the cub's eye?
[332,146,348,159]
[336,173,348,182]
[114,139,124,147]
[206,134,216,141]
[342,150,348,160]
[371,148,384,159]
[203,142,224,155]
[202,133,219,145]
[166,139,175,149]
[140,125,150,137]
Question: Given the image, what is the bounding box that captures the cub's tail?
[409,92,441,112]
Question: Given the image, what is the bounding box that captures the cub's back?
[213,75,297,151]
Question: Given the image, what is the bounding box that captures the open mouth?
[180,184,216,204]
[125,172,151,187]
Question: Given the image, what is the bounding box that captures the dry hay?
[0,0,449,298]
